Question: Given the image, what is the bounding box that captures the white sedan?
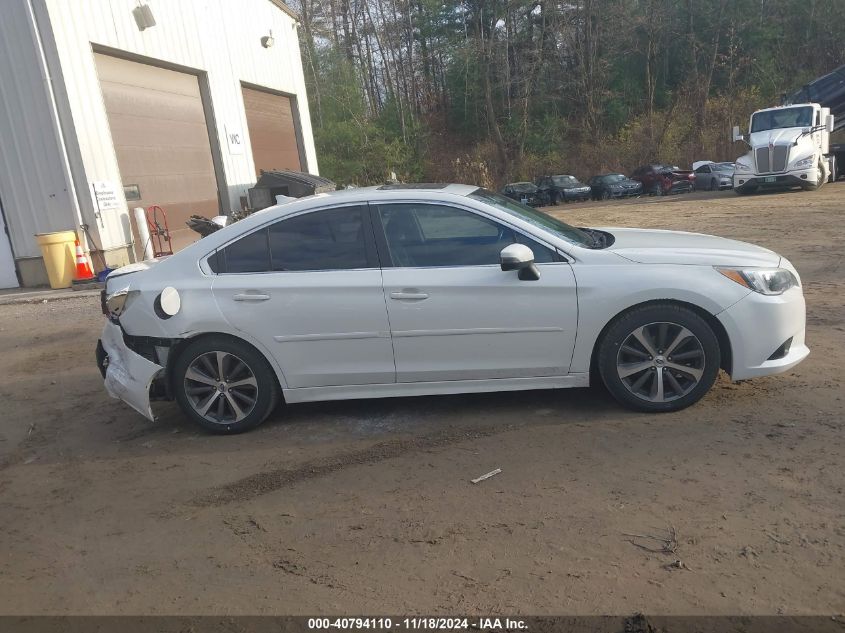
[97,184,809,433]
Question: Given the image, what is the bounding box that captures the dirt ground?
[0,184,843,616]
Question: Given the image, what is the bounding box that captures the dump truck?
[732,64,845,194]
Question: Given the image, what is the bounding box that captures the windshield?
[469,188,594,247]
[510,182,536,192]
[714,162,734,172]
[604,174,626,182]
[552,175,579,187]
[751,106,813,133]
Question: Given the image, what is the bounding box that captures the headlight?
[734,160,752,173]
[716,267,799,295]
[793,155,815,169]
[105,288,138,317]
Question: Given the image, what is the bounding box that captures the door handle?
[233,292,270,302]
[390,291,429,301]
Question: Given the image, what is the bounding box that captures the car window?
[216,206,369,274]
[695,165,710,173]
[220,228,270,273]
[376,203,555,268]
[268,206,368,271]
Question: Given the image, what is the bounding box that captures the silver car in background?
[694,161,735,191]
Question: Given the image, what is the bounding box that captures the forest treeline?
[291,0,845,187]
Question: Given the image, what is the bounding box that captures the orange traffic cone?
[74,239,95,281]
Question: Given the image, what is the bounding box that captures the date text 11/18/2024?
[307,617,527,630]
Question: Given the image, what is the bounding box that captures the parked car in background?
[502,182,544,206]
[97,183,809,433]
[535,175,592,204]
[631,164,696,195]
[588,174,643,200]
[694,162,735,191]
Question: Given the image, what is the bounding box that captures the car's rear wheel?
[172,336,280,433]
[597,304,720,413]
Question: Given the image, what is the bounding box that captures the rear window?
[268,207,368,271]
[220,229,271,273]
[215,206,369,273]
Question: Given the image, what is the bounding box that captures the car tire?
[597,303,721,413]
[172,335,280,433]
[709,178,717,191]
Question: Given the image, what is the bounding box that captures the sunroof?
[377,183,448,190]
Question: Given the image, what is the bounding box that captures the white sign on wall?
[226,125,244,155]
[92,181,122,211]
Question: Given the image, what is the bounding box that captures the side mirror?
[732,125,744,143]
[500,243,539,281]
[826,114,835,133]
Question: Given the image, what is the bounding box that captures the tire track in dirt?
[194,423,517,506]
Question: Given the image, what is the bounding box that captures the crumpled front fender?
[100,320,163,421]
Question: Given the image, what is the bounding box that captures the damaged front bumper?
[97,320,164,421]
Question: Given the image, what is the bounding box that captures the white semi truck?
[732,64,845,194]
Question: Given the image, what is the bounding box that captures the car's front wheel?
[597,304,721,413]
[172,335,280,433]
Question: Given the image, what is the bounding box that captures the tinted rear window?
[221,229,271,273]
[269,207,368,271]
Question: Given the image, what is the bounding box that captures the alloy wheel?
[616,322,706,403]
[184,351,258,424]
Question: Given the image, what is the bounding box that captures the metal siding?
[0,0,80,259]
[40,0,317,253]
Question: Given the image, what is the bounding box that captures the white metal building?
[0,0,317,288]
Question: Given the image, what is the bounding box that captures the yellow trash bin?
[35,230,77,289]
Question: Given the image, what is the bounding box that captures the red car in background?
[631,164,696,195]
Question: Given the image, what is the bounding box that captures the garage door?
[242,86,302,177]
[94,54,220,254]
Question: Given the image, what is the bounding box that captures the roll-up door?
[94,53,220,253]
[242,86,303,177]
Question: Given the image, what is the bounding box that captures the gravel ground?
[0,184,843,615]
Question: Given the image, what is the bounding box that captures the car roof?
[323,183,479,197]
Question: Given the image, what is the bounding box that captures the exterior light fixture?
[261,30,275,48]
[132,3,156,31]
